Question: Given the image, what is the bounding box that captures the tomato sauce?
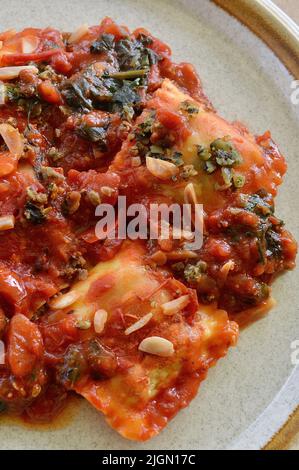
[0,17,296,432]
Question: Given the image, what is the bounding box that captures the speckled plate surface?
[0,0,298,450]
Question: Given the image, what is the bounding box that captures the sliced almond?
[0,215,15,231]
[161,295,190,316]
[0,65,38,81]
[138,336,174,357]
[184,182,198,206]
[100,186,115,197]
[184,181,205,233]
[0,123,24,158]
[125,313,153,336]
[94,309,108,334]
[220,260,235,279]
[68,24,89,44]
[50,291,80,309]
[0,81,5,105]
[172,226,194,240]
[146,156,179,180]
[21,36,39,54]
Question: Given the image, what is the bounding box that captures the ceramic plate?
[0,0,298,450]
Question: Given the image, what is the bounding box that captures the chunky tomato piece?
[7,314,44,377]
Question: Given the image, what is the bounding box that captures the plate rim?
[213,0,299,79]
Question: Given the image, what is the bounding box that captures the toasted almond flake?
[100,186,115,197]
[138,336,174,357]
[0,215,15,231]
[0,65,38,81]
[161,295,190,316]
[184,182,206,233]
[172,226,194,241]
[94,309,108,334]
[220,260,235,279]
[0,123,24,158]
[68,24,89,44]
[21,36,39,53]
[146,156,179,180]
[125,313,153,335]
[50,291,80,309]
[184,181,198,205]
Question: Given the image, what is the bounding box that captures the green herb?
[57,345,86,387]
[210,138,242,167]
[5,84,21,102]
[90,33,115,53]
[109,69,148,80]
[115,37,159,70]
[265,229,282,257]
[180,100,199,115]
[204,160,217,173]
[77,123,107,146]
[24,202,46,225]
[134,113,155,142]
[184,261,207,282]
[197,145,211,161]
[170,151,184,167]
[241,193,273,217]
[113,80,141,106]
[61,66,142,117]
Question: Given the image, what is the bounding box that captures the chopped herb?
[115,37,159,70]
[5,84,21,102]
[170,151,184,167]
[113,80,141,106]
[57,345,86,387]
[233,173,245,188]
[210,138,242,167]
[204,160,217,173]
[109,69,148,80]
[90,33,115,53]
[241,193,273,217]
[24,202,46,225]
[265,229,282,257]
[77,123,107,147]
[180,100,199,115]
[184,261,207,282]
[197,145,211,161]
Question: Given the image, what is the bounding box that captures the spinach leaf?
[90,33,115,54]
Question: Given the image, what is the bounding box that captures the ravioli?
[47,241,238,440]
[111,79,286,212]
